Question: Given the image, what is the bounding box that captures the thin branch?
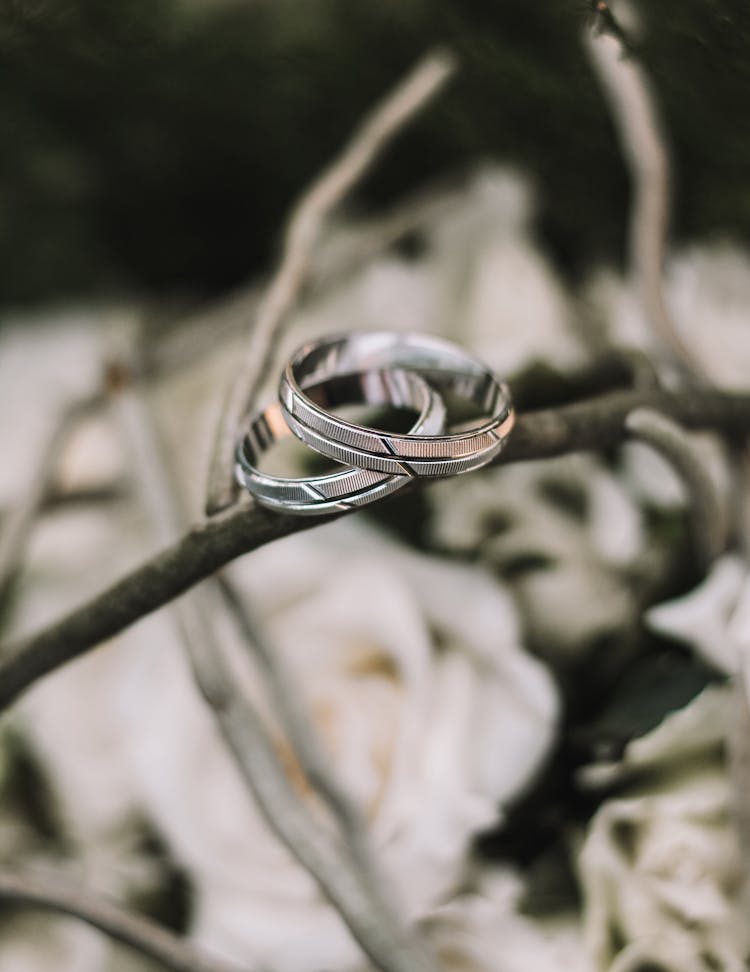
[500,387,750,460]
[116,373,437,972]
[184,587,435,972]
[0,870,245,972]
[0,498,315,709]
[583,2,705,380]
[148,180,463,382]
[146,288,263,385]
[625,407,726,568]
[1,386,749,712]
[205,49,457,515]
[587,1,636,56]
[0,395,101,599]
[41,481,130,512]
[309,179,464,293]
[216,576,393,898]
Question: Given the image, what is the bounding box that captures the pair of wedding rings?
[235,332,515,516]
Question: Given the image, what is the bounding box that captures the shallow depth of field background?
[1,3,750,972]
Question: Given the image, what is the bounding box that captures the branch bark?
[1,387,749,712]
[185,594,436,972]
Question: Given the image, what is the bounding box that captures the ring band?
[235,369,446,515]
[279,332,515,477]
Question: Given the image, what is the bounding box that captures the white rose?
[579,688,746,971]
[421,866,591,972]
[427,456,644,672]
[113,521,559,970]
[584,241,750,392]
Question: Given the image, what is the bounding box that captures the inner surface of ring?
[296,332,487,384]
[278,332,514,476]
[244,368,441,472]
[292,335,502,419]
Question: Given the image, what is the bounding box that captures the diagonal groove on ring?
[301,482,329,502]
[379,436,418,477]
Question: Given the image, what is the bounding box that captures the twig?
[183,586,435,972]
[205,49,457,515]
[309,180,464,292]
[1,386,749,711]
[0,395,101,599]
[148,180,463,382]
[501,387,750,460]
[146,287,263,384]
[216,576,393,901]
[625,408,726,569]
[0,870,245,972]
[587,1,635,55]
[583,2,704,380]
[41,481,129,512]
[115,372,437,972]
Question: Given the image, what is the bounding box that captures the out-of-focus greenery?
[0,0,748,306]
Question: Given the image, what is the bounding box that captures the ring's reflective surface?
[235,368,446,515]
[235,331,515,515]
[279,332,514,477]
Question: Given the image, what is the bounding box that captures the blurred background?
[1,2,750,971]
[1,0,749,306]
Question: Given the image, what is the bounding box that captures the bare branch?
[584,3,705,380]
[1,387,749,712]
[149,179,463,382]
[587,1,635,55]
[216,576,395,903]
[184,587,436,972]
[309,179,464,293]
[0,395,101,599]
[205,49,457,515]
[0,870,245,972]
[625,408,727,568]
[116,374,437,972]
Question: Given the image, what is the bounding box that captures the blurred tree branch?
[584,0,705,381]
[0,393,102,601]
[216,574,400,901]
[113,361,438,972]
[625,407,726,569]
[0,870,246,972]
[146,177,465,383]
[1,385,749,713]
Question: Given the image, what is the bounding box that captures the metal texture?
[235,369,445,515]
[279,331,515,476]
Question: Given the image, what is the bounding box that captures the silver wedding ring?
[279,332,514,477]
[235,369,446,515]
[235,331,515,515]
